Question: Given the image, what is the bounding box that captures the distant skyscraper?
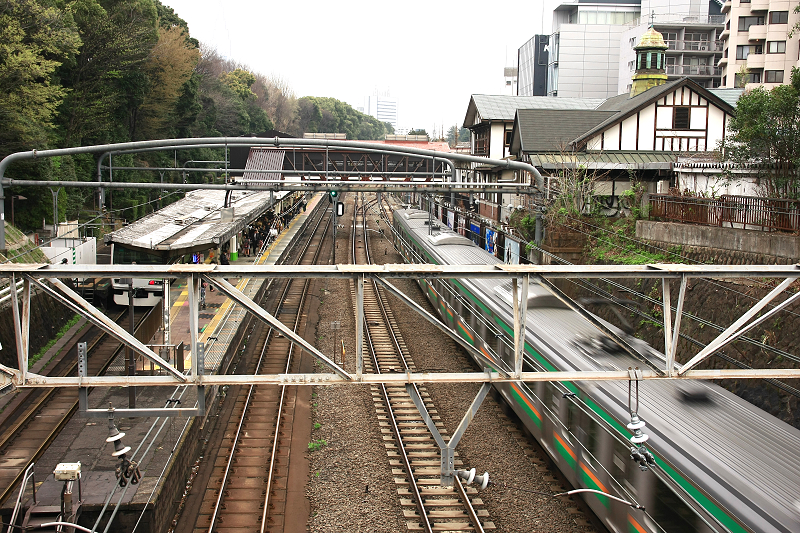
[504,67,519,95]
[364,93,399,131]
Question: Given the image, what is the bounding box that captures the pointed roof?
[570,77,736,146]
[463,94,605,128]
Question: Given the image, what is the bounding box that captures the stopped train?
[392,207,800,533]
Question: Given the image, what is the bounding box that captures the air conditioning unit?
[700,45,708,51]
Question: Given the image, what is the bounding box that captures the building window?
[474,127,489,156]
[736,44,763,59]
[768,41,786,54]
[673,107,690,130]
[769,11,789,24]
[738,16,765,31]
[765,70,784,83]
[735,71,762,87]
[504,130,513,146]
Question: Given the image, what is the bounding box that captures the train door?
[576,409,611,526]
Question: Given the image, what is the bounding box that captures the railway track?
[352,194,494,532]
[192,202,332,533]
[0,307,151,504]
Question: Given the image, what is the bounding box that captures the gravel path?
[306,196,598,533]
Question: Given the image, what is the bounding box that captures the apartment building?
[520,0,725,98]
[719,0,799,88]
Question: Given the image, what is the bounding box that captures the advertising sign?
[505,238,521,264]
[447,210,455,229]
[469,222,481,245]
[485,228,497,255]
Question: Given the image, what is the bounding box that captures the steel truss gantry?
[2,262,799,394]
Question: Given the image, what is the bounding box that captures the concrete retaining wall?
[636,220,800,262]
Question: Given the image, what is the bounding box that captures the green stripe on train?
[510,384,542,428]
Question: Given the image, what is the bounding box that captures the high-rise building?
[517,35,549,96]
[719,0,799,88]
[364,94,399,131]
[519,0,725,98]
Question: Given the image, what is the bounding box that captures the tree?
[407,129,428,138]
[722,67,800,199]
[220,68,257,100]
[295,96,390,140]
[58,0,159,145]
[135,25,199,139]
[0,0,81,155]
[446,126,468,147]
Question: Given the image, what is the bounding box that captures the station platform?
[3,193,326,531]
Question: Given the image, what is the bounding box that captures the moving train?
[392,207,800,533]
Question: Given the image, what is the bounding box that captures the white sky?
[164,0,560,134]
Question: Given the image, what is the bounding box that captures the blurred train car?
[393,207,800,533]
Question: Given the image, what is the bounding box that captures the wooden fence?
[649,194,800,232]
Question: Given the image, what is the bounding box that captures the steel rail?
[261,201,331,531]
[352,196,434,533]
[206,202,330,532]
[369,195,485,533]
[0,308,152,505]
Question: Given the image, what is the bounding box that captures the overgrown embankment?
[1,223,76,369]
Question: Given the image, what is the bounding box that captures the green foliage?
[586,217,682,265]
[220,68,257,101]
[0,0,81,155]
[29,314,81,368]
[446,126,470,147]
[308,439,327,452]
[722,67,800,199]
[296,96,390,140]
[407,128,428,138]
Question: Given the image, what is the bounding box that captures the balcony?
[665,40,724,52]
[720,28,730,40]
[721,0,731,13]
[666,65,723,76]
[749,24,768,41]
[746,53,765,69]
[718,56,728,66]
[750,0,769,12]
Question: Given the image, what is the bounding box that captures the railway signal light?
[329,190,338,203]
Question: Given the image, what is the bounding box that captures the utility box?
[54,462,81,481]
[220,207,235,222]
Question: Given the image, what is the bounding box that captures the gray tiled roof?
[464,94,605,126]
[708,88,745,108]
[515,109,617,152]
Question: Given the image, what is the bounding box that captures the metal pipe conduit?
[0,137,543,248]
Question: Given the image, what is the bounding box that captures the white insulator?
[630,433,650,444]
[456,468,476,484]
[474,472,490,490]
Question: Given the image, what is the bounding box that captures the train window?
[546,384,559,417]
[651,479,699,532]
[565,401,577,444]
[584,415,600,465]
[612,441,636,496]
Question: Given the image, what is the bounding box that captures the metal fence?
[649,194,800,232]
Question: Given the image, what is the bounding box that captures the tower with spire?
[630,25,668,98]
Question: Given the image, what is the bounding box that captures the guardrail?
[649,194,800,232]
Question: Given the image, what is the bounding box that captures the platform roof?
[104,190,288,257]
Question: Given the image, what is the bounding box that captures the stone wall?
[636,220,800,263]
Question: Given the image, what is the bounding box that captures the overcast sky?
[165,0,560,134]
